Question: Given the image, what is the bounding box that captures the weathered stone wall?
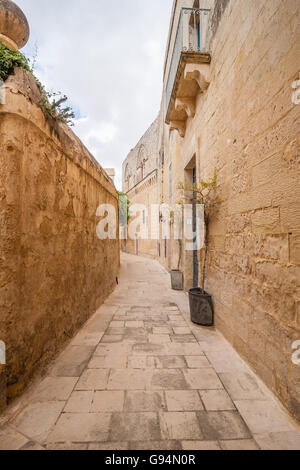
[206,0,300,421]
[123,117,160,191]
[0,68,120,408]
[161,0,300,420]
[210,0,229,37]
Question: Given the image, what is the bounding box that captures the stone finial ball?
[0,0,30,49]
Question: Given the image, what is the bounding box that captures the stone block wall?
[203,0,300,421]
[0,68,120,409]
[161,0,300,420]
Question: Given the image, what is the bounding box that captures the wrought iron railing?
[165,8,211,120]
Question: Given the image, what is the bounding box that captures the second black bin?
[189,288,214,326]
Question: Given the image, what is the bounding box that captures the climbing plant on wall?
[118,192,130,226]
[0,42,30,80]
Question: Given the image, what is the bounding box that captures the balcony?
[165,8,211,136]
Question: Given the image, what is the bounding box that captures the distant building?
[104,168,116,184]
[122,115,161,258]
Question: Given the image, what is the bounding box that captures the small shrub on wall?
[0,43,74,125]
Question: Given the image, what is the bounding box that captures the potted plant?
[170,239,184,290]
[169,207,184,290]
[178,171,219,326]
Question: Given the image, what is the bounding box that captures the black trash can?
[189,288,214,326]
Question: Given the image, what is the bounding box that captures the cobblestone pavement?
[1,253,300,450]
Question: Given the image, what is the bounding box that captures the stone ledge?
[0,0,30,49]
[166,52,211,126]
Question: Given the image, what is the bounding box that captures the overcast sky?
[17,0,173,189]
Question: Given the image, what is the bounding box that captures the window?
[169,163,173,200]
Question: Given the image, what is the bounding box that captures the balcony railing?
[165,8,211,123]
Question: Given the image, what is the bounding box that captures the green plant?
[170,206,183,270]
[0,42,30,81]
[38,88,75,125]
[118,192,130,225]
[178,170,219,291]
[0,43,75,125]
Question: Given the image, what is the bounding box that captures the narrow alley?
[0,253,299,451]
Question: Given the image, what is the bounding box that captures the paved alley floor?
[1,252,300,451]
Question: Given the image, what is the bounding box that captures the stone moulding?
[184,63,210,92]
[174,64,211,124]
[0,32,18,50]
[170,120,186,138]
[166,54,211,138]
[175,97,196,119]
[127,169,158,196]
[165,51,211,126]
[0,0,30,50]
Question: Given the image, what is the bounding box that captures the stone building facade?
[122,116,161,258]
[123,0,300,421]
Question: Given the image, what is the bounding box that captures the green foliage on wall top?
[0,43,75,125]
[0,43,30,81]
[118,192,131,225]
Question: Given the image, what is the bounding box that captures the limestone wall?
[0,68,120,408]
[123,117,160,191]
[161,0,300,420]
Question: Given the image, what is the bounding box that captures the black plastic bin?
[189,288,214,326]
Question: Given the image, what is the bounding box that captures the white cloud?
[76,119,118,146]
[17,0,173,190]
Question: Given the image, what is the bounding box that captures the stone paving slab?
[165,391,204,411]
[220,439,260,450]
[124,391,166,412]
[110,412,161,442]
[199,390,236,411]
[47,413,111,443]
[160,412,203,440]
[218,372,267,400]
[64,391,94,413]
[182,440,221,450]
[234,400,296,434]
[129,440,182,450]
[30,377,78,403]
[196,411,252,441]
[12,401,65,444]
[75,369,109,391]
[49,345,96,377]
[0,426,29,450]
[0,253,300,450]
